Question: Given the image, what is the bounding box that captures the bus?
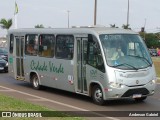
[7,27,157,105]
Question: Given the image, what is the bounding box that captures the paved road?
[0,73,160,120]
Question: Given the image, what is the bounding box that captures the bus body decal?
[49,61,64,73]
[30,60,64,73]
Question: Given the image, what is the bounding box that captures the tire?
[31,74,41,90]
[92,85,105,105]
[134,96,147,102]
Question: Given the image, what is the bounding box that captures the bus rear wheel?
[31,74,41,90]
[92,85,105,105]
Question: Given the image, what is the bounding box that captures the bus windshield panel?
[99,34,152,70]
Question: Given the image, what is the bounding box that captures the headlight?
[150,80,156,85]
[6,62,8,66]
[110,82,122,88]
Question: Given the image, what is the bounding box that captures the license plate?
[0,67,4,70]
[132,94,142,98]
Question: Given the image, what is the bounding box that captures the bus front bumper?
[103,80,156,100]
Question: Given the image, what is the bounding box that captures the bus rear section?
[8,34,25,80]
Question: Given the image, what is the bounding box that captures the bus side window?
[25,34,38,56]
[56,35,74,60]
[9,34,14,54]
[87,34,105,73]
[38,34,55,58]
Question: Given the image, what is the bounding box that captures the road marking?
[0,90,13,92]
[28,98,47,101]
[0,85,119,120]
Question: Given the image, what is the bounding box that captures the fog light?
[6,62,8,66]
[110,82,122,88]
[116,94,120,98]
[150,80,156,84]
[151,90,155,94]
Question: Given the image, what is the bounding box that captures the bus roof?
[8,27,138,35]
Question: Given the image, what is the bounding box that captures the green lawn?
[0,94,84,120]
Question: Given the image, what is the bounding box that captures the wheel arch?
[89,81,106,105]
[89,81,105,98]
[29,71,41,85]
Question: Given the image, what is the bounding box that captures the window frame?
[9,34,14,54]
[38,34,55,58]
[55,34,74,60]
[25,34,39,56]
[87,34,105,73]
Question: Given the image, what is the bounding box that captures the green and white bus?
[7,27,157,105]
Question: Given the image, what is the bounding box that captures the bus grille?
[122,88,149,97]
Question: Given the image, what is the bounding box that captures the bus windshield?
[99,34,152,70]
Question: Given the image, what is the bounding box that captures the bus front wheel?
[31,74,41,90]
[92,85,105,105]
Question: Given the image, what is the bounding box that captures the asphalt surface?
[0,73,160,120]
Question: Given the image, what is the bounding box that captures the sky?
[0,0,160,37]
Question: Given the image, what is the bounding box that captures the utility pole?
[127,0,129,27]
[67,10,70,28]
[144,19,147,40]
[94,0,97,25]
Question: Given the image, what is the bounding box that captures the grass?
[0,94,84,120]
[152,57,160,82]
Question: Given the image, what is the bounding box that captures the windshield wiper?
[113,63,138,70]
[128,55,152,67]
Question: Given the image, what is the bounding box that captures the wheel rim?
[94,88,103,102]
[33,77,39,88]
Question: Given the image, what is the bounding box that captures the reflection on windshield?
[99,34,152,70]
[127,55,152,67]
[112,63,138,70]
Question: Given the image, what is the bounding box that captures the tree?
[139,32,160,48]
[139,27,146,41]
[144,33,156,48]
[155,33,160,40]
[35,24,44,28]
[110,24,118,28]
[154,33,160,48]
[0,18,12,30]
[122,24,131,29]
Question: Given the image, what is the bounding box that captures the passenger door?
[76,37,88,93]
[14,36,25,80]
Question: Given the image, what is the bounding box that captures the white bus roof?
[8,27,138,35]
